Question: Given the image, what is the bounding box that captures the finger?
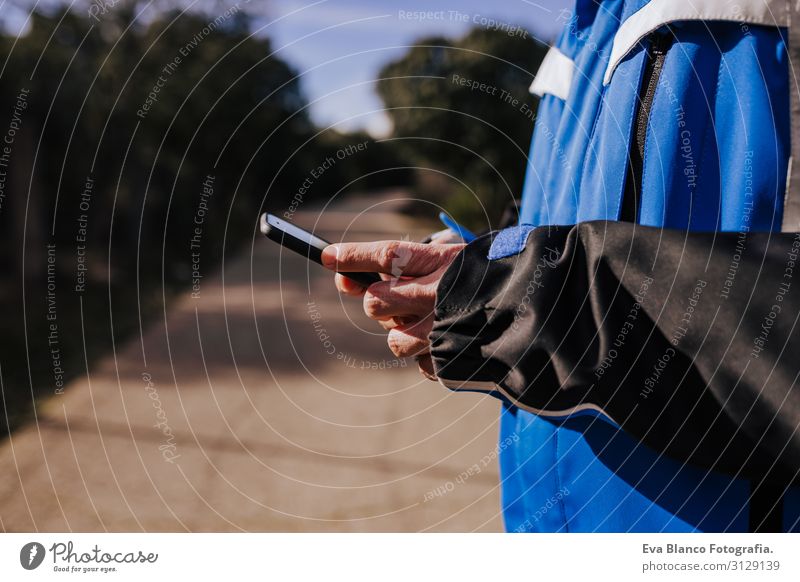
[386,317,432,358]
[363,280,429,319]
[387,330,428,359]
[416,353,437,381]
[334,273,367,296]
[321,241,463,277]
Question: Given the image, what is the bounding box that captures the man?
[322,0,800,531]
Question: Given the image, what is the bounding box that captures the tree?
[0,4,409,436]
[377,27,548,228]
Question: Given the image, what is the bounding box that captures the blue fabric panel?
[620,0,650,20]
[554,0,627,225]
[577,49,645,222]
[557,415,750,532]
[501,404,569,533]
[502,0,797,533]
[520,0,630,226]
[520,94,564,223]
[639,23,789,231]
[488,225,537,260]
[639,25,721,229]
[716,25,789,232]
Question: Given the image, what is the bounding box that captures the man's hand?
[320,240,465,379]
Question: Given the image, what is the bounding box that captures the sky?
[260,0,572,135]
[1,0,573,136]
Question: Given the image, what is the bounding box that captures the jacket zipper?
[620,33,673,222]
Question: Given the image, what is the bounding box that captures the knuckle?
[363,293,385,318]
[379,241,401,272]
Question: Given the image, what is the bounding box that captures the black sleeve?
[429,220,800,484]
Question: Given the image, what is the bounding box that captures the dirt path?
[0,193,503,532]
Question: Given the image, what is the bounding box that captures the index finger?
[321,240,457,277]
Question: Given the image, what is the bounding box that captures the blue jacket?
[431,0,800,532]
[511,0,797,532]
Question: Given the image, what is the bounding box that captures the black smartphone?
[259,213,381,287]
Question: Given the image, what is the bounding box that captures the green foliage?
[377,27,548,228]
[0,5,409,436]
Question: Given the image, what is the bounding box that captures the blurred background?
[0,0,568,531]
